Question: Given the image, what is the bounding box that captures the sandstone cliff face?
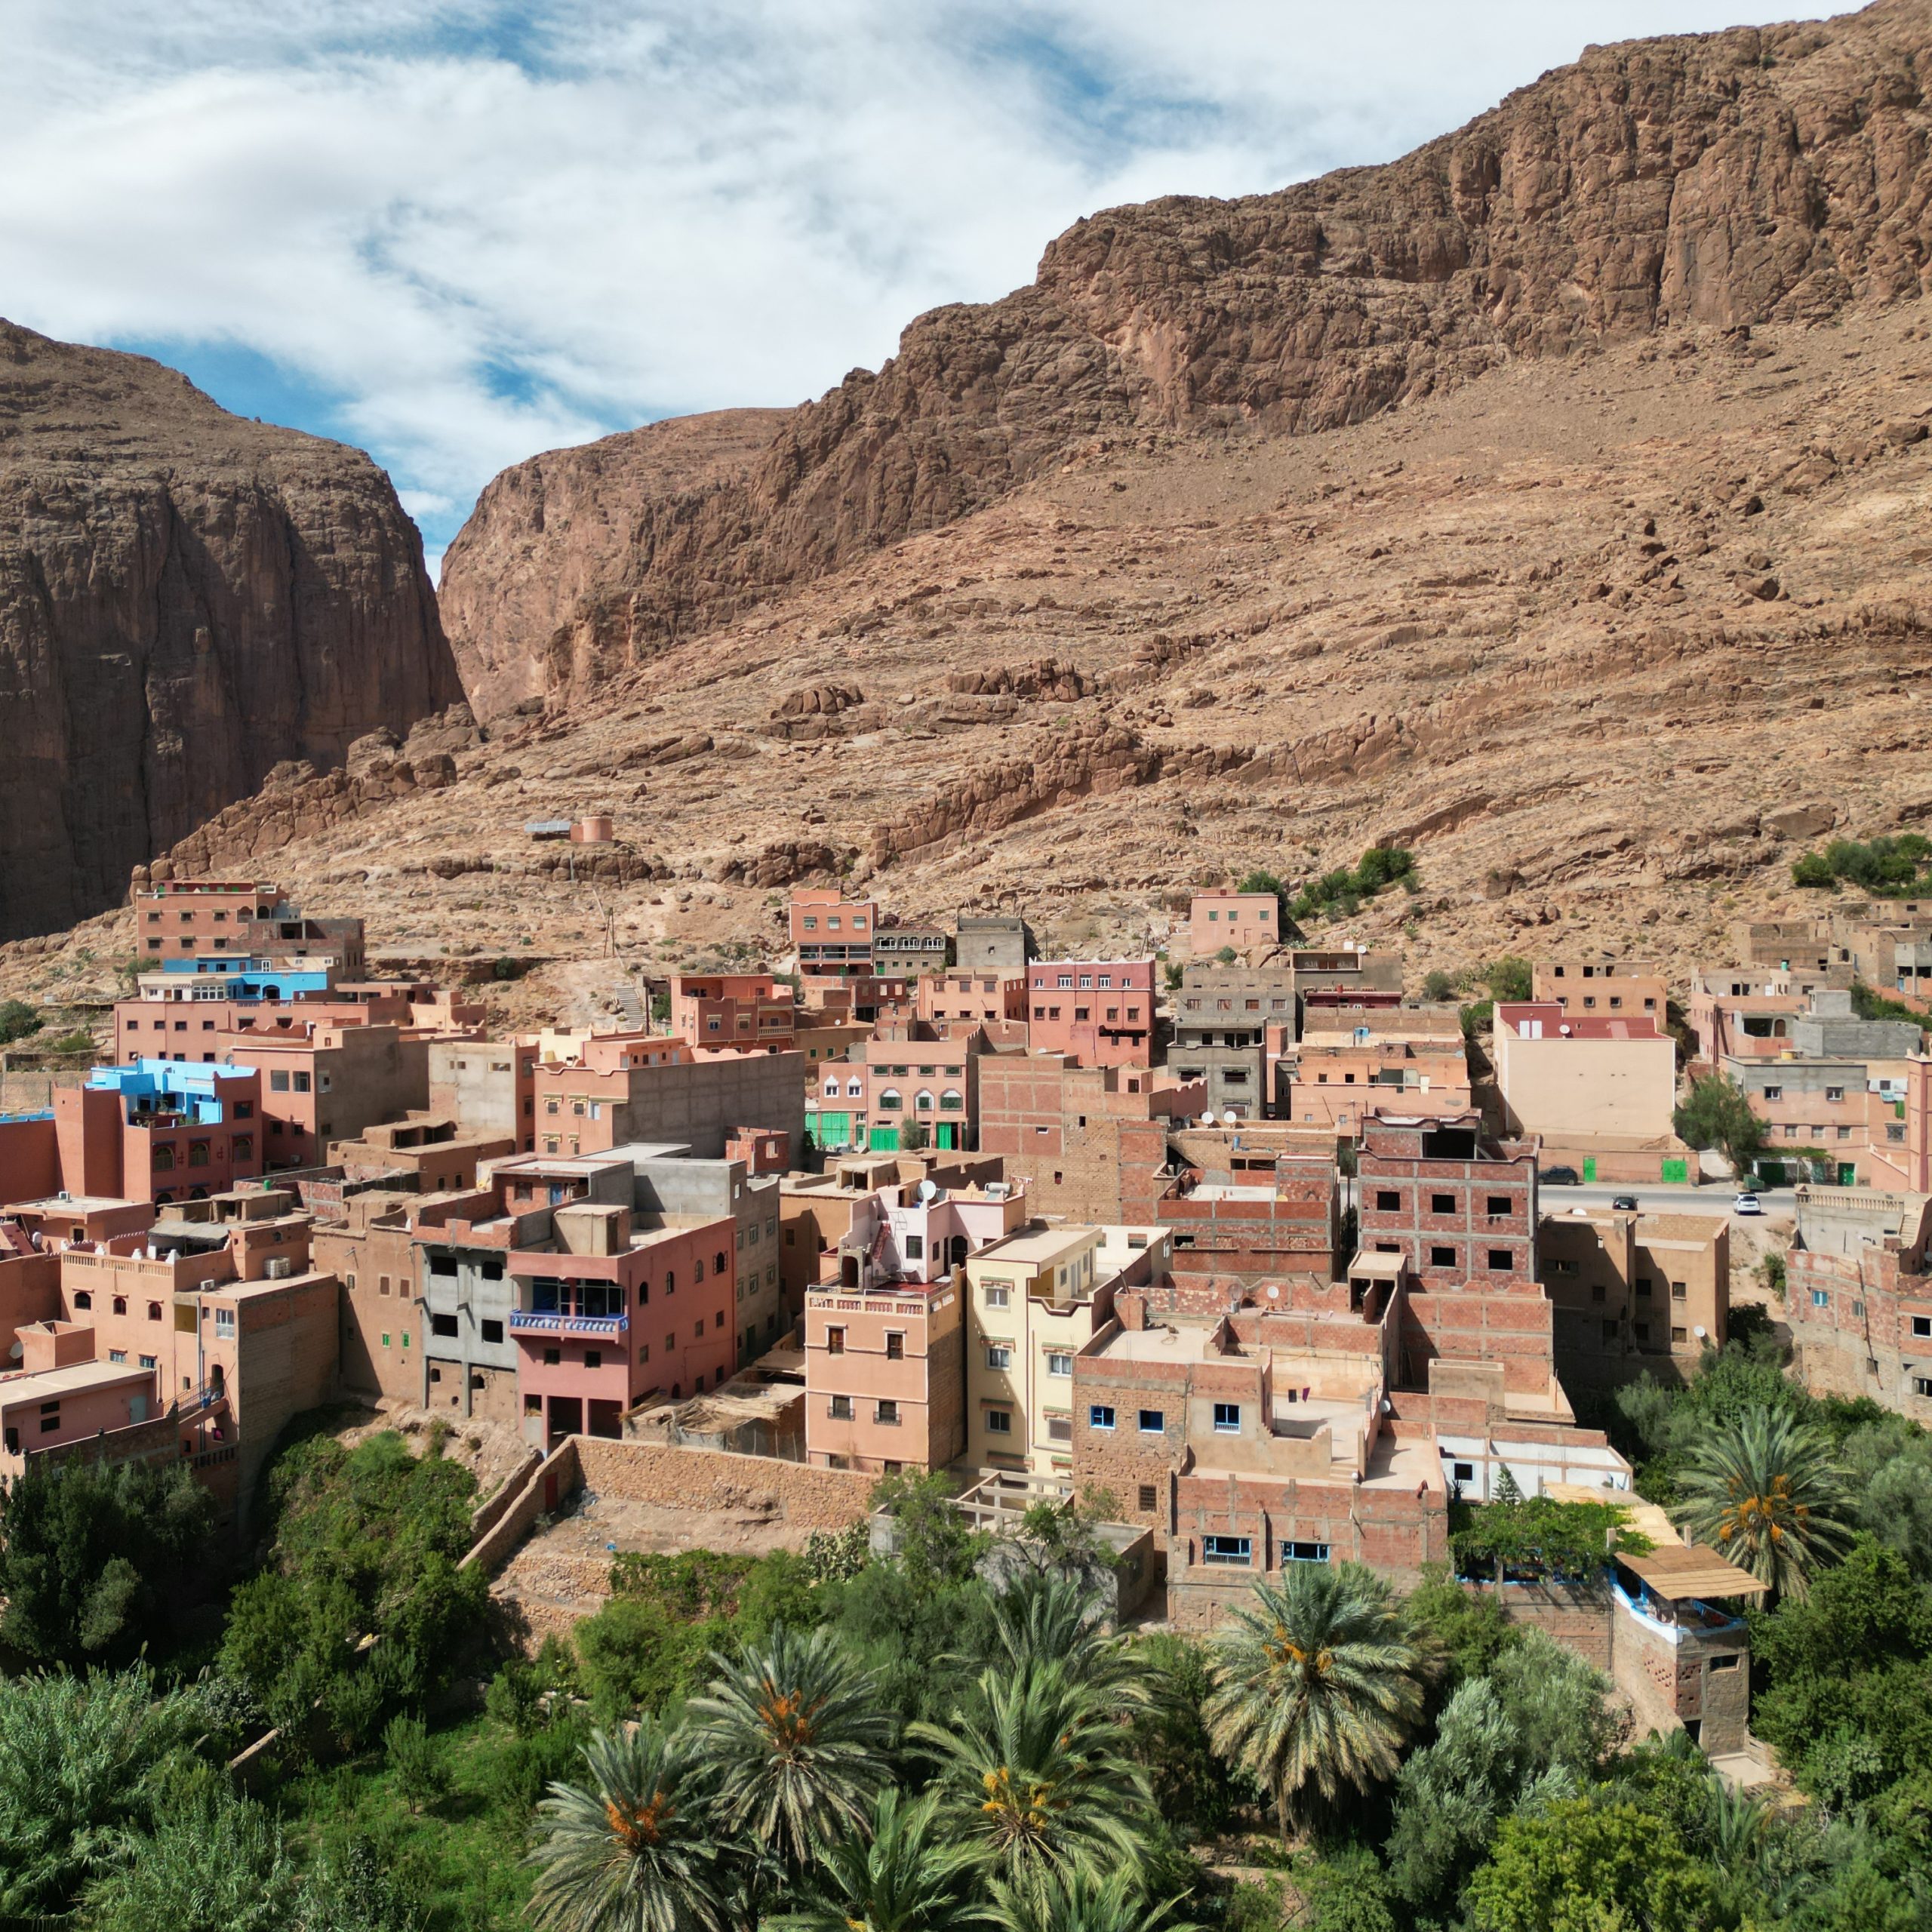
[0,322,461,940]
[442,0,1932,716]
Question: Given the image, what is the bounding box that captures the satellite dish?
[916,1178,938,1204]
[1266,1284,1280,1300]
[7,1342,19,1361]
[1221,1109,1238,1125]
[1199,1114,1217,1128]
[1693,1324,1707,1339]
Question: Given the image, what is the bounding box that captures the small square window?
[1138,1409,1164,1433]
[1430,1246,1456,1267]
[1088,1404,1115,1430]
[829,1394,852,1420]
[985,1408,1012,1435]
[1202,1534,1251,1566]
[1212,1401,1240,1433]
[1487,1250,1512,1272]
[1137,1484,1158,1511]
[1431,1193,1455,1214]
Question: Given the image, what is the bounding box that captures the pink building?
[1189,891,1280,956]
[917,971,1027,1029]
[1026,959,1155,1067]
[791,890,878,980]
[509,1199,739,1445]
[667,974,797,1053]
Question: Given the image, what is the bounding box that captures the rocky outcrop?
[0,321,460,939]
[440,1,1932,718]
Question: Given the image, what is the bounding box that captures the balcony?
[508,1309,629,1337]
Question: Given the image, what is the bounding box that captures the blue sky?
[4,1,1769,573]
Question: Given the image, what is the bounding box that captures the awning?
[1617,1543,1768,1599]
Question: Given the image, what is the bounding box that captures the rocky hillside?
[0,322,461,940]
[441,0,1932,718]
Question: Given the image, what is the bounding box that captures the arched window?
[664,1269,675,1294]
[187,1140,211,1167]
[233,1135,254,1161]
[694,1258,704,1281]
[915,1090,935,1112]
[823,1078,840,1097]
[112,1296,127,1316]
[878,1088,903,1112]
[940,1088,964,1111]
[714,1251,727,1275]
[152,1144,176,1171]
[147,1303,162,1321]
[74,1290,92,1312]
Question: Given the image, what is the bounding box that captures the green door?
[814,1110,851,1147]
[1660,1158,1688,1184]
[936,1122,955,1150]
[869,1127,900,1152]
[1838,1162,1858,1186]
[1582,1158,1597,1183]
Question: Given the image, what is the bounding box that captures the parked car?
[1540,1165,1580,1185]
[1734,1191,1764,1216]
[1611,1194,1640,1211]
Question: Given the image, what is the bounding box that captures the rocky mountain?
[441,0,1932,718]
[0,322,462,940]
[10,1,1932,1026]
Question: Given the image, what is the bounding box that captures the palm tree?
[687,1624,893,1869]
[986,1866,1201,1932]
[911,1659,1152,1904]
[1674,1405,1856,1601]
[527,1720,727,1932]
[765,1789,992,1932]
[983,1574,1149,1702]
[1204,1562,1430,1840]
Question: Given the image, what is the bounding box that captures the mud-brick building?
[1357,1112,1539,1284]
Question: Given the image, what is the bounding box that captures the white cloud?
[0,0,1765,547]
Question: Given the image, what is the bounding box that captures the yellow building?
[963,1221,1170,1475]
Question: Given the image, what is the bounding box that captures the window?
[1487,1250,1512,1272]
[1431,1192,1455,1214]
[481,1319,504,1344]
[985,1344,1012,1371]
[109,1348,127,1364]
[1430,1246,1456,1267]
[829,1393,852,1420]
[140,1353,157,1371]
[984,1408,1012,1435]
[1452,1461,1475,1484]
[431,1313,459,1338]
[1202,1535,1251,1566]
[1284,1541,1330,1563]
[1811,1291,1830,1309]
[1633,1322,1651,1343]
[583,1349,602,1370]
[903,1234,923,1260]
[875,1399,899,1425]
[885,1331,904,1361]
[1212,1402,1240,1433]
[1088,1404,1115,1430]
[1375,1190,1400,1211]
[1764,1084,1783,1101]
[1915,1377,1932,1398]
[1046,1414,1072,1444]
[1138,1484,1158,1511]
[983,1284,1010,1309]
[1139,1409,1164,1433]
[1046,1352,1072,1377]
[214,1307,235,1339]
[1486,1195,1511,1217]
[1913,1316,1932,1338]
[1671,1326,1688,1343]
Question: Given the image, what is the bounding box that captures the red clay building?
[1025,959,1155,1066]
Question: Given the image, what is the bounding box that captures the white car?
[1734,1191,1764,1216]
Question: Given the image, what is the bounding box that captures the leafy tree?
[0,997,41,1044]
[1402,1564,1518,1688]
[1451,1494,1644,1584]
[1236,870,1290,925]
[1791,834,1932,899]
[527,1721,728,1932]
[82,1786,301,1932]
[1286,849,1416,928]
[1463,1798,1721,1932]
[1204,1564,1431,1839]
[1675,1405,1857,1601]
[1672,1073,1767,1178]
[0,1454,216,1666]
[0,1665,204,1917]
[871,1469,986,1592]
[1124,1634,1248,1839]
[383,1715,449,1816]
[767,1789,991,1932]
[1291,1847,1400,1932]
[688,1624,893,1872]
[1384,1632,1613,1912]
[914,1659,1152,1903]
[1215,945,1239,964]
[292,1836,425,1932]
[1421,969,1457,1003]
[1482,957,1532,1003]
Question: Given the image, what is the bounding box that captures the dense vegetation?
[1792,832,1932,897]
[7,1365,1932,1930]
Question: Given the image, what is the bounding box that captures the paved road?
[1537,1182,1795,1221]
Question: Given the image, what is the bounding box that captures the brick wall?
[1467,1578,1614,1669]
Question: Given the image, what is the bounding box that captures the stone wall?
[1466,1577,1614,1669]
[574,1435,875,1529]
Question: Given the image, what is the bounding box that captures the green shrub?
[0,998,41,1045]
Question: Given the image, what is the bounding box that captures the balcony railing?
[508,1309,629,1337]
